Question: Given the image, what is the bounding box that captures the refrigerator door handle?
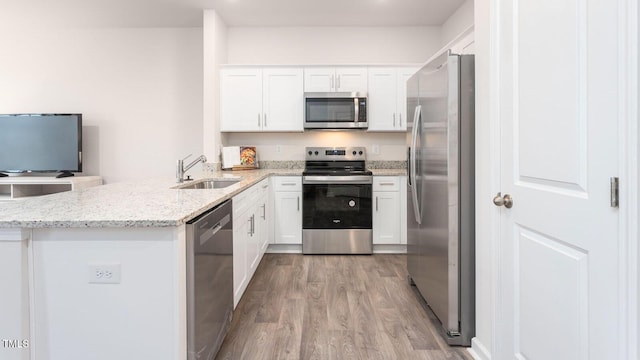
[410,105,422,224]
[407,146,412,186]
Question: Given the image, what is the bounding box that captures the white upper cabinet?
[221,67,303,132]
[367,66,417,132]
[262,68,304,131]
[302,68,334,92]
[303,67,367,92]
[220,68,263,132]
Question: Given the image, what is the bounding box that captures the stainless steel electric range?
[302,147,373,254]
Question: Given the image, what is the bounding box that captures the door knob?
[493,192,513,209]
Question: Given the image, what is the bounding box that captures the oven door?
[302,176,372,229]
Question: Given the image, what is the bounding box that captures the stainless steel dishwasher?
[186,199,233,360]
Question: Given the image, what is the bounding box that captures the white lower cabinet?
[273,176,302,244]
[256,179,271,254]
[232,178,270,308]
[373,176,407,245]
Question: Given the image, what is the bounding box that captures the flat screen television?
[0,114,82,177]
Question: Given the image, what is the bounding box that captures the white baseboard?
[265,244,407,254]
[266,244,302,253]
[468,337,491,360]
[373,244,407,254]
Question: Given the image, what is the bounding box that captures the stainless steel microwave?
[304,92,367,129]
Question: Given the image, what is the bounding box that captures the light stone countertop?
[370,169,407,176]
[0,169,404,228]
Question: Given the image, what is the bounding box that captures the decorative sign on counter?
[222,146,258,170]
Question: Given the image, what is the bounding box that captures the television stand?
[56,171,74,178]
[0,176,102,201]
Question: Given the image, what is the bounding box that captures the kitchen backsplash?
[223,132,407,162]
[204,160,405,174]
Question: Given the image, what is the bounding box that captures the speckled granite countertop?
[0,169,404,229]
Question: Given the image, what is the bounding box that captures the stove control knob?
[308,151,312,155]
[314,151,319,155]
[359,151,363,155]
[352,151,357,155]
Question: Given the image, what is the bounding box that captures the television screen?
[0,114,82,173]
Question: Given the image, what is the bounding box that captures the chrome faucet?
[177,154,207,183]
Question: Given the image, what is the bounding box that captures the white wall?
[0,26,203,184]
[203,10,228,166]
[441,0,474,46]
[227,26,441,65]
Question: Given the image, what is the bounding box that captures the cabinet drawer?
[257,178,269,194]
[273,176,302,192]
[233,184,258,217]
[373,176,400,191]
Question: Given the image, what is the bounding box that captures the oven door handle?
[303,175,373,184]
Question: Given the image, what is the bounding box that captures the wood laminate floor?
[216,254,474,360]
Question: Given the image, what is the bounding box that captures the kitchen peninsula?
[0,167,405,360]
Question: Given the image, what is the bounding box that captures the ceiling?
[0,0,467,28]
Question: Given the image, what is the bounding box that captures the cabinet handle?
[393,113,396,127]
[297,196,300,211]
[264,113,267,127]
[337,75,341,89]
[380,182,395,186]
[252,215,255,235]
[261,204,266,219]
[257,113,261,127]
[281,183,296,186]
[262,184,269,189]
[331,75,334,90]
[248,216,253,236]
[399,113,402,127]
[376,196,379,211]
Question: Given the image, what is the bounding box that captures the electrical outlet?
[372,145,380,155]
[276,145,282,154]
[89,264,121,284]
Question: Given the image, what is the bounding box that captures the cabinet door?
[220,68,263,132]
[262,68,304,132]
[304,67,335,92]
[247,211,261,279]
[233,210,249,308]
[373,191,401,244]
[395,67,417,131]
[256,193,269,253]
[274,192,302,244]
[367,67,398,131]
[335,67,367,92]
[253,179,270,256]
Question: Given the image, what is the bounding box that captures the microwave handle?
[354,98,359,124]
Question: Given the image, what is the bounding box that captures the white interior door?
[496,1,622,359]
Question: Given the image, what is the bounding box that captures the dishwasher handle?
[200,223,223,246]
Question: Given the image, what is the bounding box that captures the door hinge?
[610,177,619,208]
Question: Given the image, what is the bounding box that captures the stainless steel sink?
[177,179,240,189]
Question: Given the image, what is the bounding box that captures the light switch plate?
[372,145,380,155]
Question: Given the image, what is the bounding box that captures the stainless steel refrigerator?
[406,52,475,346]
